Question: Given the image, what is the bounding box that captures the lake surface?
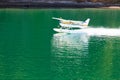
[0,8,120,80]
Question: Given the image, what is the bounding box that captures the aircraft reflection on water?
[51,33,89,80]
[51,33,89,57]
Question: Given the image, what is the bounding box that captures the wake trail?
[80,28,120,36]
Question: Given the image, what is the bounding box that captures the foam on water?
[81,28,120,36]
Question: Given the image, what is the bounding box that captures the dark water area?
[0,8,120,80]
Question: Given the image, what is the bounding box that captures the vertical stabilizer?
[82,18,90,26]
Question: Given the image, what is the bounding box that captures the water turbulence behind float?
[77,27,120,36]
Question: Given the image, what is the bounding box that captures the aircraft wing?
[52,17,65,21]
[52,17,82,23]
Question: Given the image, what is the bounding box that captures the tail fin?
[82,18,90,26]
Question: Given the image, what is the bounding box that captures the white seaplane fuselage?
[59,23,88,29]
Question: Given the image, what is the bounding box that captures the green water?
[0,8,120,80]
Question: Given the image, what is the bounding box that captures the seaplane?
[52,17,90,33]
